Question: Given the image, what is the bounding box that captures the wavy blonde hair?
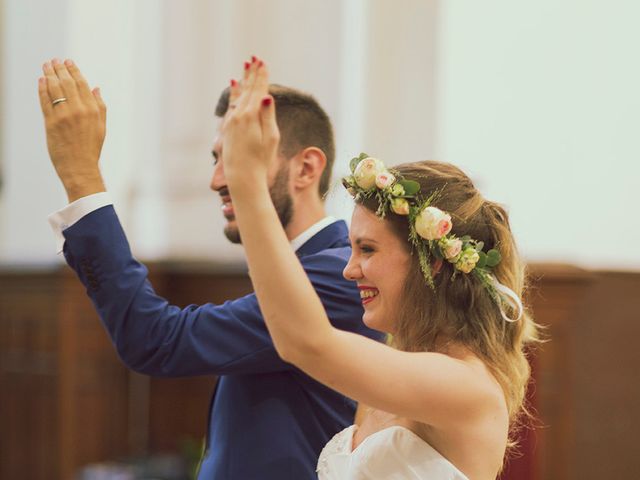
[357,160,539,438]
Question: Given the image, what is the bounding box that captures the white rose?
[414,206,453,240]
[375,171,396,189]
[390,198,410,215]
[353,157,385,190]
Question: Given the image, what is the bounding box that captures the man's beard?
[223,164,293,244]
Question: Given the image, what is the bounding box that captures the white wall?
[0,0,438,268]
[2,0,638,270]
[1,0,69,266]
[435,1,640,269]
[1,0,166,264]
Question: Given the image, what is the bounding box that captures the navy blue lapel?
[295,220,350,258]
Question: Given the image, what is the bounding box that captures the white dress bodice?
[317,425,470,479]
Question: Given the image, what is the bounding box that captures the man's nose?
[210,161,226,192]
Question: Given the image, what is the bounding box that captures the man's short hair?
[216,84,335,197]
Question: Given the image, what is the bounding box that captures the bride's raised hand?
[222,57,279,195]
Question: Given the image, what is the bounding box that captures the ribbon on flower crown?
[488,275,523,323]
[342,153,523,323]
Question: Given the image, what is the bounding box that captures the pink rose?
[440,237,462,261]
[375,171,396,189]
[353,157,385,190]
[390,198,410,215]
[414,206,453,240]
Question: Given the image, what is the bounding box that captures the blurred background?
[1,0,639,479]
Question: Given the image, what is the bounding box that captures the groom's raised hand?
[38,58,107,202]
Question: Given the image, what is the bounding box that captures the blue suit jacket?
[62,206,382,479]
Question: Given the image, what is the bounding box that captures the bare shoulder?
[415,347,508,424]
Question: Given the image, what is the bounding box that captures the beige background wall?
[1,0,638,269]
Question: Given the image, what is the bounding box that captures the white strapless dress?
[316,425,469,479]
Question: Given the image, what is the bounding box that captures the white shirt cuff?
[48,192,113,254]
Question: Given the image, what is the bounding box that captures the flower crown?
[342,153,523,322]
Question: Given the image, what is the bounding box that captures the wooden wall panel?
[0,270,61,480]
[499,264,595,480]
[527,265,595,480]
[2,263,639,479]
[571,272,640,479]
[56,271,130,480]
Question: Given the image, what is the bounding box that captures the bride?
[223,57,538,479]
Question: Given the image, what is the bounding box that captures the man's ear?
[292,147,327,191]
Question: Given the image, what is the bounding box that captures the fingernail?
[52,58,60,66]
[38,77,45,85]
[230,79,237,87]
[64,59,74,66]
[251,55,257,63]
[262,97,272,107]
[244,61,250,70]
[258,60,264,67]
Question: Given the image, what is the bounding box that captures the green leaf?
[486,249,502,267]
[474,241,485,252]
[398,180,420,195]
[476,251,488,269]
[461,235,471,243]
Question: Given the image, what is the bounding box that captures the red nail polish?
[251,55,257,63]
[258,60,264,67]
[262,97,272,107]
[230,79,237,87]
[244,62,250,70]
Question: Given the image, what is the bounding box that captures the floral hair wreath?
[342,153,523,323]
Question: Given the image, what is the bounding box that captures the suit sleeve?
[62,205,371,376]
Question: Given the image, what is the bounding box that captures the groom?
[40,58,381,479]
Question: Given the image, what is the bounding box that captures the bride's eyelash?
[360,245,375,254]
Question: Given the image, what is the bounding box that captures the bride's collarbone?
[353,409,428,449]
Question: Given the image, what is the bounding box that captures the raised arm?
[38,59,107,202]
[36,59,293,377]
[224,59,503,430]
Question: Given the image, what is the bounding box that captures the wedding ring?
[52,97,68,106]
